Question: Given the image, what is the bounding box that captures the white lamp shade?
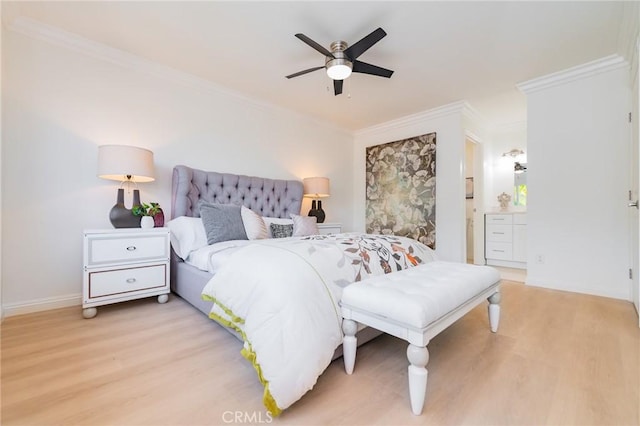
[303,177,330,198]
[97,145,155,182]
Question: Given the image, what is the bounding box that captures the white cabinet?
[317,223,342,235]
[485,213,526,269]
[82,228,171,318]
[512,214,527,262]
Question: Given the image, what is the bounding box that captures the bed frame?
[170,165,304,314]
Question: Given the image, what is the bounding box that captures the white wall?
[1,26,353,315]
[353,103,469,263]
[523,63,631,300]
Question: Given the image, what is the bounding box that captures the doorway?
[464,134,484,265]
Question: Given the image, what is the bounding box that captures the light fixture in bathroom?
[502,148,525,159]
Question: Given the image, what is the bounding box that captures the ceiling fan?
[286,27,394,96]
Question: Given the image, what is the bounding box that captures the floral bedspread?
[293,232,436,288]
[201,233,437,416]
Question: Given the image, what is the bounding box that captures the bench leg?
[407,344,429,415]
[342,319,358,375]
[488,291,501,332]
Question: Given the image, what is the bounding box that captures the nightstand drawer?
[87,234,168,266]
[317,223,342,235]
[88,264,167,298]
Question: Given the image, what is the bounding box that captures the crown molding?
[354,100,472,138]
[7,17,238,97]
[7,16,350,135]
[517,54,629,94]
[461,102,485,124]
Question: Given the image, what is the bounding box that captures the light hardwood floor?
[2,281,638,426]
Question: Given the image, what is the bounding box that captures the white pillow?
[291,214,319,237]
[166,216,208,260]
[241,206,268,240]
[262,216,294,238]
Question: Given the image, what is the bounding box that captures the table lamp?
[97,145,155,228]
[303,177,330,223]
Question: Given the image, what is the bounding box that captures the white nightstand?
[82,228,171,319]
[317,223,342,235]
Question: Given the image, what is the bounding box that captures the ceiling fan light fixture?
[326,58,352,80]
[287,29,392,94]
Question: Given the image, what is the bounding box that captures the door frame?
[631,38,640,326]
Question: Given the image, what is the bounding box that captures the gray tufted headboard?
[171,165,303,219]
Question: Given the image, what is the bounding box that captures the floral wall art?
[365,132,436,249]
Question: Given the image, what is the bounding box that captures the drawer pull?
[126,246,137,251]
[494,250,505,253]
[126,278,137,283]
[493,232,505,235]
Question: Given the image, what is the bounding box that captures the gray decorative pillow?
[198,201,248,245]
[270,223,294,238]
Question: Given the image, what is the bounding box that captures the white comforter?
[201,233,437,415]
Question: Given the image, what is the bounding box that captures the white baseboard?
[524,278,630,302]
[2,294,82,318]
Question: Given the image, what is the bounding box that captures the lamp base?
[109,188,142,228]
[308,200,326,223]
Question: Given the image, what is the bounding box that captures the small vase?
[140,216,155,229]
[153,208,165,227]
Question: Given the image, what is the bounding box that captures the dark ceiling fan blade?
[334,79,343,96]
[344,27,387,60]
[295,33,335,58]
[285,66,325,79]
[352,60,394,78]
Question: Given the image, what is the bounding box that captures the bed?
[169,165,304,316]
[168,165,439,416]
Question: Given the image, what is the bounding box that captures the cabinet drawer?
[88,264,167,298]
[485,214,513,225]
[485,242,513,260]
[485,225,512,242]
[86,234,168,266]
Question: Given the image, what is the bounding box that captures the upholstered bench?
[340,261,501,415]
